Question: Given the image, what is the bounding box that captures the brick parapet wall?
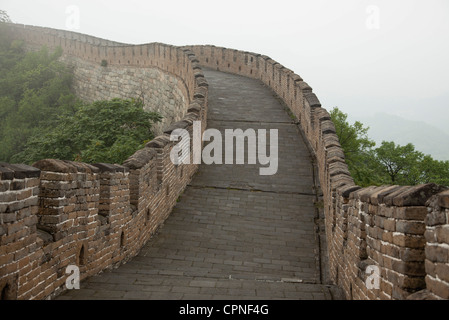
[0,25,208,299]
[331,184,446,300]
[186,45,449,300]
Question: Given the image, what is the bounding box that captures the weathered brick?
[396,220,426,235]
[425,210,447,226]
[0,212,17,223]
[0,252,14,265]
[424,228,436,243]
[0,192,17,203]
[25,178,40,188]
[6,164,40,179]
[435,225,449,244]
[434,263,449,283]
[17,207,31,220]
[17,189,33,201]
[39,207,64,216]
[398,247,425,262]
[378,205,394,218]
[373,215,384,229]
[0,166,15,180]
[0,261,18,276]
[24,215,38,227]
[11,180,25,190]
[14,246,29,260]
[380,279,393,296]
[425,259,436,277]
[395,207,428,221]
[386,269,425,290]
[383,218,396,232]
[7,220,25,235]
[392,285,412,300]
[393,184,447,207]
[368,204,378,215]
[0,203,7,213]
[0,180,10,192]
[426,275,449,299]
[425,245,449,263]
[438,190,449,209]
[382,230,394,243]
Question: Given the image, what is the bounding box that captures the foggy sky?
[2,0,449,134]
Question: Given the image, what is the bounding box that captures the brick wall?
[0,25,208,300]
[332,184,446,299]
[63,56,189,136]
[0,164,40,299]
[420,191,449,299]
[186,45,449,300]
[6,24,199,136]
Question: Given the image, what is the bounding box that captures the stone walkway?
[57,69,342,300]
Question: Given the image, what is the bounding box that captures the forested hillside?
[331,107,449,187]
[0,22,161,165]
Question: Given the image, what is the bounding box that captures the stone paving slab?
[58,273,335,300]
[57,69,341,301]
[190,121,315,194]
[205,70,292,123]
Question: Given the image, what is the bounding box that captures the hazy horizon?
[2,0,449,157]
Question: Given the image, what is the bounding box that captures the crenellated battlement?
[185,44,449,300]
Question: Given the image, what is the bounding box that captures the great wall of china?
[0,24,448,300]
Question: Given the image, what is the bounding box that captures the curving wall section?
[8,24,206,136]
[186,45,449,300]
[64,56,189,135]
[0,24,208,300]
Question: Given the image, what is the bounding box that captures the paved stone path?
[58,69,342,300]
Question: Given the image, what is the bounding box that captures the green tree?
[372,141,449,186]
[374,141,424,185]
[0,31,77,162]
[330,107,378,186]
[13,98,162,165]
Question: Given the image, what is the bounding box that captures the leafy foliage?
[374,141,423,184]
[0,28,77,162]
[0,27,162,165]
[330,107,449,187]
[12,99,162,164]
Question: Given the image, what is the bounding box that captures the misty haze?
[2,0,448,160]
[1,0,449,303]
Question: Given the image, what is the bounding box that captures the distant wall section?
[64,56,188,135]
[7,24,198,135]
